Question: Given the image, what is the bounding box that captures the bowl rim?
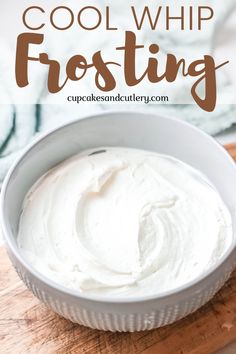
[1,110,236,304]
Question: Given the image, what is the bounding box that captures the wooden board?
[1,144,236,354]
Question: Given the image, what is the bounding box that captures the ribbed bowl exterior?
[9,248,236,332]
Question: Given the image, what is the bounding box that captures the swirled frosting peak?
[17,147,232,297]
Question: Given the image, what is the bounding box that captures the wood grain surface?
[1,144,236,354]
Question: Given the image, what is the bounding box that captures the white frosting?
[17,147,232,297]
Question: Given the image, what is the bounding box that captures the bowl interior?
[2,112,236,250]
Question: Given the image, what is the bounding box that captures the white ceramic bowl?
[1,112,236,332]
